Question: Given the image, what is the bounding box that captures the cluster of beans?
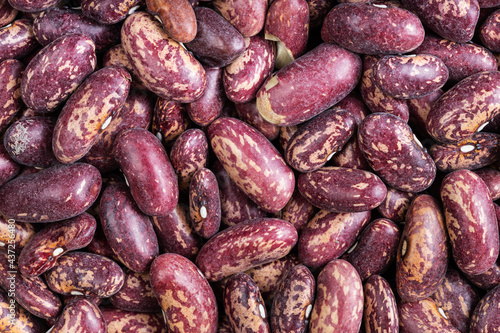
[1,0,500,332]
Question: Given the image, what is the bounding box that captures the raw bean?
[343,218,401,281]
[186,67,224,127]
[235,100,280,141]
[462,261,500,290]
[121,11,206,103]
[478,0,500,6]
[256,43,361,126]
[264,0,309,68]
[109,270,161,313]
[358,112,436,192]
[373,54,449,99]
[83,88,154,174]
[7,0,61,12]
[150,253,218,333]
[285,109,356,173]
[213,0,267,37]
[196,218,298,282]
[152,98,190,145]
[113,128,178,216]
[426,71,500,143]
[100,308,167,333]
[189,168,221,239]
[376,187,416,222]
[0,142,20,187]
[331,136,371,171]
[0,251,62,320]
[401,0,479,43]
[0,163,102,223]
[170,128,208,192]
[217,313,233,333]
[245,255,300,300]
[146,0,197,43]
[307,0,334,29]
[224,273,270,333]
[32,8,121,51]
[102,44,146,88]
[298,166,387,213]
[270,264,315,333]
[4,117,57,167]
[396,194,449,302]
[475,167,500,200]
[208,117,295,213]
[224,33,275,103]
[0,214,34,251]
[298,210,371,268]
[360,55,410,122]
[441,169,499,275]
[363,275,399,333]
[18,213,96,277]
[399,298,460,332]
[81,0,142,24]
[21,34,96,113]
[333,90,369,125]
[309,259,363,333]
[45,251,125,298]
[52,66,131,164]
[407,89,443,140]
[151,203,203,260]
[321,3,425,54]
[100,183,159,273]
[212,160,268,227]
[469,284,500,333]
[279,125,299,152]
[50,298,106,333]
[0,290,47,333]
[430,266,481,333]
[430,132,500,172]
[0,0,17,27]
[480,9,500,52]
[414,35,497,82]
[0,19,38,63]
[281,189,318,233]
[86,225,117,260]
[184,7,246,68]
[0,59,23,133]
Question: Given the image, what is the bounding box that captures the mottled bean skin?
[441,169,499,275]
[0,59,23,133]
[396,195,449,302]
[363,275,399,333]
[281,189,318,232]
[18,213,96,277]
[0,0,17,27]
[427,71,500,143]
[331,136,371,171]
[102,44,146,88]
[463,261,500,290]
[298,166,387,213]
[235,100,280,140]
[150,253,218,333]
[33,8,121,51]
[286,109,356,173]
[121,11,206,103]
[209,117,295,213]
[21,34,96,113]
[480,9,500,53]
[407,89,443,139]
[212,0,267,37]
[7,0,61,12]
[51,298,106,333]
[0,163,101,223]
[224,273,270,333]
[430,132,500,172]
[476,167,500,200]
[469,284,500,333]
[0,142,19,187]
[373,54,449,99]
[152,98,190,144]
[81,0,142,24]
[109,270,160,313]
[184,7,245,68]
[256,43,361,126]
[299,210,371,268]
[399,299,460,332]
[0,19,38,63]
[376,187,416,222]
[100,183,159,273]
[0,214,34,251]
[151,204,203,261]
[189,168,221,238]
[270,264,315,333]
[186,67,224,127]
[309,259,363,333]
[0,290,47,333]
[45,251,125,298]
[321,3,424,54]
[196,218,298,282]
[146,0,197,43]
[343,218,400,281]
[401,0,479,43]
[430,266,480,333]
[170,128,208,192]
[113,128,178,216]
[358,112,436,192]
[100,308,167,333]
[224,33,275,103]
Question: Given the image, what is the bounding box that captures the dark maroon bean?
[109,270,161,313]
[376,187,416,222]
[281,189,318,233]
[363,275,399,333]
[0,19,39,63]
[469,285,500,333]
[0,142,20,187]
[152,98,191,145]
[475,167,500,200]
[81,0,142,24]
[186,67,224,127]
[0,59,23,133]
[0,0,17,27]
[399,298,460,332]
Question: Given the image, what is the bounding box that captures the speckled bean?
[0,290,46,333]
[100,308,167,333]
[109,270,161,313]
[212,0,267,37]
[0,142,20,187]
[376,187,416,222]
[189,168,221,239]
[0,214,34,251]
[50,298,106,333]
[363,275,399,333]
[0,59,23,133]
[0,19,38,63]
[81,0,142,24]
[469,284,500,333]
[398,298,461,333]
